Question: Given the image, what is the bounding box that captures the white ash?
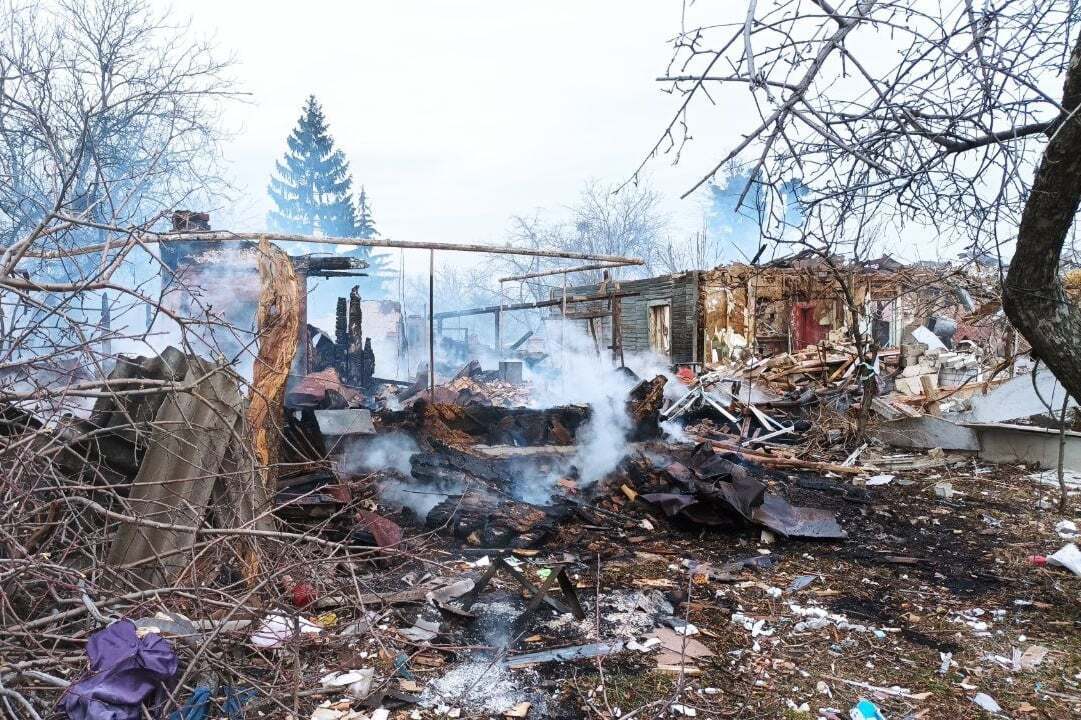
[420,660,537,715]
[544,590,672,639]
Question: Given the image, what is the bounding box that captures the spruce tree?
[268,96,358,237]
[355,186,377,239]
[345,186,395,296]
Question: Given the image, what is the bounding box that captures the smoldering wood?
[627,375,668,440]
[377,402,590,446]
[347,286,364,384]
[409,441,574,493]
[425,490,573,546]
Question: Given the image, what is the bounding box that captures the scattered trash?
[251,614,322,648]
[787,575,817,592]
[506,641,625,668]
[1020,644,1049,670]
[866,474,895,486]
[1055,519,1079,539]
[1048,543,1081,576]
[971,692,1002,713]
[399,618,441,643]
[849,698,886,719]
[626,637,662,652]
[320,668,374,699]
[938,651,953,675]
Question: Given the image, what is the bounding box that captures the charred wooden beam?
[628,375,668,441]
[425,490,570,547]
[346,286,365,386]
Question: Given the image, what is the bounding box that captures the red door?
[793,303,829,350]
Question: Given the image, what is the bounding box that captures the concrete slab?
[874,416,980,451]
[965,422,1081,472]
[955,367,1076,424]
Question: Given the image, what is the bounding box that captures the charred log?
[425,491,569,547]
[377,400,590,447]
[627,375,668,440]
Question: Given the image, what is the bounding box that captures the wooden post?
[612,295,624,367]
[494,309,502,355]
[347,286,363,384]
[429,249,435,397]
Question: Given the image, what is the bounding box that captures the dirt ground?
[304,456,1081,720]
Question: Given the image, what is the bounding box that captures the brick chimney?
[171,210,210,232]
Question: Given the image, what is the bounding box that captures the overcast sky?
[175,1,745,265]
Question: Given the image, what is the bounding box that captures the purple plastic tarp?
[63,619,178,720]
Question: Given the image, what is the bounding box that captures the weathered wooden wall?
[556,273,700,363]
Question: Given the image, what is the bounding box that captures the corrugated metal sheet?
[106,362,257,586]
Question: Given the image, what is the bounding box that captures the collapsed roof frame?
[21,218,646,395]
[146,229,644,396]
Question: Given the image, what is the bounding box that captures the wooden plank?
[920,374,942,417]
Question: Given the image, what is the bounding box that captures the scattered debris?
[971,692,1003,713]
[1048,543,1081,576]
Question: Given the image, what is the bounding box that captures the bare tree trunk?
[1004,30,1081,403]
[1058,394,1070,512]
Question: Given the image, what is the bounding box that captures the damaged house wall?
[568,257,1007,372]
[557,272,700,363]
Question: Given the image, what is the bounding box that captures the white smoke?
[340,431,417,475]
[338,431,464,517]
[518,321,679,497]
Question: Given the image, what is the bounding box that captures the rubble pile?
[4,321,1081,720]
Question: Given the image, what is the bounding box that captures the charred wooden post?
[361,337,375,388]
[347,286,364,385]
[160,211,214,314]
[335,297,348,367]
[628,375,668,440]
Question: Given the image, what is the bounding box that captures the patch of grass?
[574,668,677,710]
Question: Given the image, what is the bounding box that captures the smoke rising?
[339,431,465,517]
[508,321,680,501]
